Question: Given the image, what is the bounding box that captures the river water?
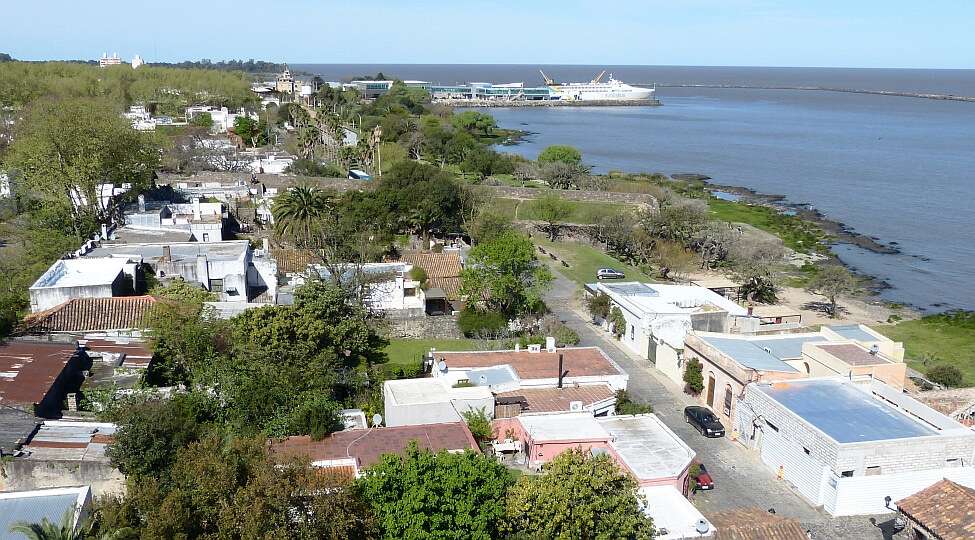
[298,65,975,311]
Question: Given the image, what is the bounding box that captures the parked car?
[694,462,714,490]
[596,268,625,280]
[684,406,725,438]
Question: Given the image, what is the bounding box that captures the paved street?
[544,272,901,539]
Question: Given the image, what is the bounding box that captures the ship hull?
[549,87,655,101]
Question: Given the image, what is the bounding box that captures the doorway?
[706,374,716,407]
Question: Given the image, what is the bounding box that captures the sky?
[3,0,973,69]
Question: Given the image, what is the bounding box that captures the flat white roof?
[599,415,695,479]
[385,377,492,406]
[519,412,608,442]
[31,258,128,289]
[639,486,713,540]
[591,282,748,318]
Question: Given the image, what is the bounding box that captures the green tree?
[189,112,213,129]
[683,358,704,394]
[466,209,512,246]
[381,161,463,246]
[614,390,653,415]
[462,408,493,445]
[357,443,512,540]
[928,364,964,388]
[585,292,612,321]
[143,279,220,386]
[5,97,160,235]
[504,448,654,540]
[537,145,583,167]
[460,230,552,316]
[807,264,858,318]
[233,115,265,147]
[609,306,627,339]
[104,395,206,479]
[451,111,497,137]
[9,508,84,540]
[272,185,335,247]
[532,193,573,241]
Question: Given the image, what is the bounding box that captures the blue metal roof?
[828,324,878,342]
[700,336,798,372]
[0,493,80,539]
[758,380,937,443]
[748,335,828,360]
[468,365,518,387]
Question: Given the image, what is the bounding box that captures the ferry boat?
[541,70,655,101]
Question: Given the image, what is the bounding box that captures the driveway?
[544,271,900,539]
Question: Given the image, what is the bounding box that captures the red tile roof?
[814,343,892,365]
[436,347,622,381]
[20,296,156,333]
[708,508,808,540]
[896,479,975,540]
[401,252,462,279]
[270,248,321,274]
[496,384,616,413]
[272,422,478,469]
[0,341,78,407]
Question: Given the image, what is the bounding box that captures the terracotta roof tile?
[272,422,478,469]
[427,277,461,300]
[496,384,616,413]
[896,479,975,540]
[0,341,78,407]
[436,347,623,381]
[708,508,808,540]
[401,252,462,279]
[270,248,322,274]
[20,296,156,333]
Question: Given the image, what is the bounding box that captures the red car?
[694,463,714,491]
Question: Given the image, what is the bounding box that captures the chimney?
[546,336,556,353]
[747,305,754,316]
[557,353,565,389]
[193,198,202,220]
[138,194,146,212]
[161,245,172,261]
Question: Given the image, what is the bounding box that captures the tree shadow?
[800,300,850,318]
[870,517,907,540]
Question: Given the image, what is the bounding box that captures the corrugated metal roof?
[828,324,879,342]
[700,337,798,373]
[0,488,86,539]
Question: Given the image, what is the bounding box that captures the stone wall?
[0,459,125,496]
[383,314,463,339]
[482,185,657,207]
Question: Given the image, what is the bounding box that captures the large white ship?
[541,70,655,101]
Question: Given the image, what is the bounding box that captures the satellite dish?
[695,519,710,534]
[372,413,383,427]
[438,360,447,372]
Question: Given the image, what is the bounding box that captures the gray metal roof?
[603,282,659,297]
[700,336,799,372]
[828,324,878,342]
[758,380,937,444]
[748,335,828,360]
[0,492,80,539]
[87,241,248,262]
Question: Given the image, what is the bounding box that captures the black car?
[684,406,725,438]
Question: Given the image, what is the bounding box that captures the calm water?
[298,65,975,311]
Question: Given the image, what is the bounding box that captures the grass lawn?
[708,198,827,254]
[876,312,975,385]
[488,197,634,225]
[383,338,480,368]
[533,237,655,286]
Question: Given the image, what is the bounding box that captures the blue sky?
[3,0,973,69]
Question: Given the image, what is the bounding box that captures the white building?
[0,171,10,198]
[185,106,255,134]
[292,262,424,314]
[248,152,294,174]
[735,377,975,516]
[586,282,748,384]
[131,54,144,69]
[640,486,715,539]
[99,52,122,68]
[122,195,226,243]
[29,258,139,312]
[383,377,495,427]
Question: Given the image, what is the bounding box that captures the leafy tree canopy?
[460,230,552,316]
[537,144,583,166]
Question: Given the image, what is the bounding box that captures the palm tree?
[9,507,82,540]
[272,185,333,248]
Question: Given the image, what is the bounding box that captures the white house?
[122,196,226,243]
[586,282,748,384]
[295,262,425,314]
[29,258,139,312]
[383,377,495,427]
[735,377,975,516]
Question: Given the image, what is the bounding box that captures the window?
[841,470,854,477]
[865,466,882,476]
[404,287,416,297]
[629,325,635,340]
[723,385,733,416]
[202,233,210,242]
[947,458,962,467]
[210,279,223,292]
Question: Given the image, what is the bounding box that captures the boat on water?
[541,70,655,101]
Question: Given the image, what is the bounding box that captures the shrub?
[458,309,507,338]
[552,324,580,346]
[683,358,704,395]
[609,306,626,339]
[614,390,653,415]
[409,266,428,288]
[928,364,964,388]
[462,408,493,444]
[585,292,611,320]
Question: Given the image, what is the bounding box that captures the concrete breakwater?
[656,84,975,102]
[435,98,661,107]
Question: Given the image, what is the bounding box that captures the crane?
[539,69,556,86]
[591,70,607,84]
